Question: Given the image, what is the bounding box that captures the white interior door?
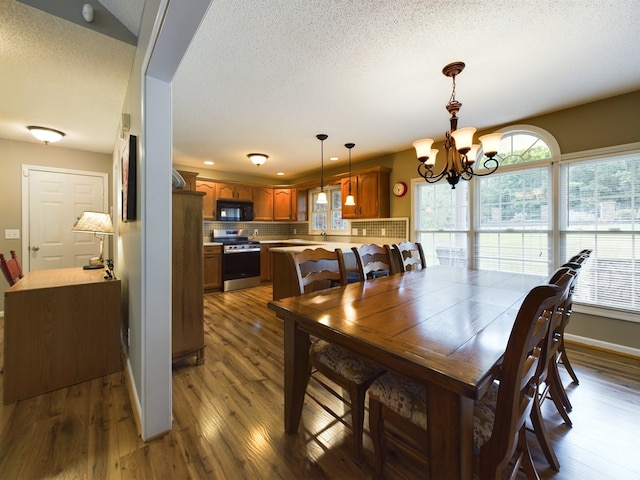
[23,165,109,271]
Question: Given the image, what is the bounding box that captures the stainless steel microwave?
[217,200,254,221]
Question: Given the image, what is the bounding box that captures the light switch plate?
[5,229,20,239]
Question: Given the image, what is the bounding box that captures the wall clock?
[392,181,408,197]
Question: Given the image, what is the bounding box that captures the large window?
[414,126,640,316]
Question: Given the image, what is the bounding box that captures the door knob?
[31,245,40,251]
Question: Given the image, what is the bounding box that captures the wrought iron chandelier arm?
[471,157,500,177]
[417,163,448,184]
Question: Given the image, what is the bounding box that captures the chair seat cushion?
[369,373,500,450]
[310,340,384,384]
[473,381,499,449]
[368,373,427,428]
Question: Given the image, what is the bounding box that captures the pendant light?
[344,143,356,206]
[316,134,328,204]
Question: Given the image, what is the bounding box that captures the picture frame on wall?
[122,134,137,221]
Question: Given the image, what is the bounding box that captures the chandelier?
[413,61,503,189]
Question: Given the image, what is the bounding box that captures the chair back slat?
[393,242,426,272]
[289,248,347,295]
[351,244,395,281]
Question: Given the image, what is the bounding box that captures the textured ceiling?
[2,0,639,180]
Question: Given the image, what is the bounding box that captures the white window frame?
[308,185,350,234]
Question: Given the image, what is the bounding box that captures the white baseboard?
[564,333,640,358]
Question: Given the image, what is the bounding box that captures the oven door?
[221,249,261,291]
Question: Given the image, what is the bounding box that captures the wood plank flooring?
[1,284,639,479]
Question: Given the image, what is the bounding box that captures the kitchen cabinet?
[273,188,297,221]
[176,170,198,191]
[203,245,222,291]
[216,182,253,201]
[341,168,390,219]
[260,242,286,281]
[196,179,217,220]
[172,190,205,365]
[253,187,274,220]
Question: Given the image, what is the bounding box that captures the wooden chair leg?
[559,339,580,385]
[369,398,386,480]
[530,394,560,470]
[549,360,573,413]
[349,383,366,461]
[519,426,542,480]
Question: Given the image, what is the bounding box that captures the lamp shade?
[27,126,65,144]
[479,132,504,156]
[72,211,114,234]
[413,138,435,162]
[317,191,328,204]
[450,127,476,153]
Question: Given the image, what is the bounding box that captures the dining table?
[267,265,547,479]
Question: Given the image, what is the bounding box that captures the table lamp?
[72,211,114,269]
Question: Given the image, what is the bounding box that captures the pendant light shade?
[316,134,328,204]
[344,142,356,206]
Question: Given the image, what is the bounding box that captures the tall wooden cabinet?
[195,179,217,220]
[172,190,205,365]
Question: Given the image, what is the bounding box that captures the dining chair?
[529,268,578,470]
[0,250,24,286]
[351,244,396,281]
[368,282,566,480]
[556,249,592,385]
[392,241,426,272]
[288,248,385,460]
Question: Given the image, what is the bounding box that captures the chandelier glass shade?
[414,62,503,189]
[344,142,356,206]
[316,134,328,204]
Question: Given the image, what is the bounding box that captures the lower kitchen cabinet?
[172,190,205,365]
[204,245,222,291]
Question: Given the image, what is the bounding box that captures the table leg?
[426,384,474,480]
[283,317,311,433]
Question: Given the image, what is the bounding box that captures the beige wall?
[0,138,112,311]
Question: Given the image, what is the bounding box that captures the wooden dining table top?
[269,265,546,400]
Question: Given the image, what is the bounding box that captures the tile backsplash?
[204,218,408,244]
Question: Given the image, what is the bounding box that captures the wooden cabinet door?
[273,188,296,220]
[235,184,253,201]
[196,180,216,220]
[357,171,380,218]
[253,187,273,220]
[203,246,222,291]
[216,182,236,200]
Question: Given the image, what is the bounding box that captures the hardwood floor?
[1,284,639,479]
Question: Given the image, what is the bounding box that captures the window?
[559,152,639,313]
[414,125,640,316]
[309,186,349,234]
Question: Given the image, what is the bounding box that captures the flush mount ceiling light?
[316,134,328,204]
[27,126,66,145]
[247,153,268,166]
[344,143,356,206]
[413,61,503,189]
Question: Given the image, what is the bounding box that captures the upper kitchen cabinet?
[175,170,198,191]
[253,186,274,221]
[273,188,297,221]
[216,182,253,201]
[195,179,217,220]
[341,167,391,219]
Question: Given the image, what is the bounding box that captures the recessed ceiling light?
[329,156,339,161]
[204,161,214,165]
[277,172,285,176]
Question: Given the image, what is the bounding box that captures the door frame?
[21,164,109,272]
